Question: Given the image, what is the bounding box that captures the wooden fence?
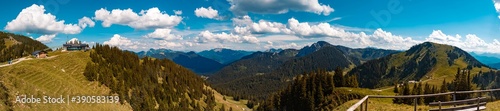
[347,88,500,111]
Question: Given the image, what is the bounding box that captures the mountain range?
[208,41,399,99]
[136,49,224,75]
[197,48,254,64]
[470,52,500,63]
[132,40,494,101]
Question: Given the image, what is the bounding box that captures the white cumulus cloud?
[424,30,500,53]
[228,0,334,16]
[103,34,138,49]
[78,16,95,28]
[227,17,420,50]
[94,7,182,29]
[232,16,291,35]
[194,7,221,20]
[5,4,90,35]
[36,34,56,43]
[195,30,258,44]
[426,30,461,43]
[144,28,182,40]
[231,15,253,26]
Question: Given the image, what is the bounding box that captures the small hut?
[32,50,48,58]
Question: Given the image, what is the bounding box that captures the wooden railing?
[347,88,500,111]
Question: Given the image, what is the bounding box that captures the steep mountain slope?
[0,31,49,62]
[136,49,224,74]
[208,49,299,85]
[348,42,489,88]
[271,46,358,78]
[198,48,253,64]
[0,51,132,111]
[334,45,401,62]
[209,41,398,100]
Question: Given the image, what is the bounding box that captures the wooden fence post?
[453,91,456,107]
[414,98,417,111]
[360,102,363,111]
[365,98,368,111]
[491,90,494,102]
[438,101,441,111]
[477,97,480,111]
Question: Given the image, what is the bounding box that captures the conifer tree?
[417,82,424,105]
[424,83,434,103]
[333,67,344,87]
[402,82,412,104]
[439,79,451,102]
[393,83,402,104]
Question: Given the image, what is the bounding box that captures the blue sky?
[1,0,500,53]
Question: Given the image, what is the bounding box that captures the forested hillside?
[84,44,217,110]
[258,70,361,111]
[209,49,299,85]
[0,31,48,62]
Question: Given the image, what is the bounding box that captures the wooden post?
[360,102,363,111]
[438,101,441,111]
[491,90,495,102]
[364,98,368,111]
[453,91,456,107]
[477,97,480,111]
[414,98,417,111]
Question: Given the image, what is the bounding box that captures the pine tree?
[402,82,412,104]
[394,83,399,93]
[349,74,359,88]
[417,82,424,105]
[439,79,451,102]
[393,83,402,104]
[333,67,344,87]
[424,83,434,103]
[452,68,473,100]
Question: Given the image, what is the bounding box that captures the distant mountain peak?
[296,41,333,57]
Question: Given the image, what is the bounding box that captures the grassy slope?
[212,89,252,111]
[0,51,132,111]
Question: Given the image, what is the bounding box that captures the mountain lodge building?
[62,38,89,51]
